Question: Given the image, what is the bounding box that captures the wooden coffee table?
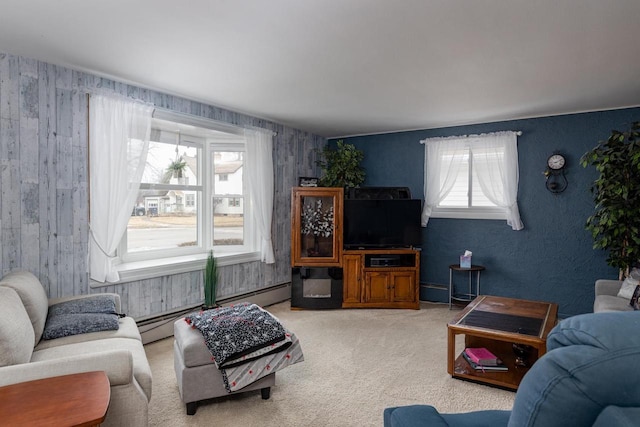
[447,295,558,390]
[0,371,110,426]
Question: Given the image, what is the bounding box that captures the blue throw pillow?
[43,312,119,340]
[48,295,118,316]
[43,295,121,340]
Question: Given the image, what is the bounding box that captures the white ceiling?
[1,1,640,138]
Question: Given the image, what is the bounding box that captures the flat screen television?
[343,199,422,249]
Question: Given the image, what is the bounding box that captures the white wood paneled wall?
[0,53,324,319]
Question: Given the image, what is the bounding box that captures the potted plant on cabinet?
[316,139,365,190]
[581,121,640,279]
[203,250,218,309]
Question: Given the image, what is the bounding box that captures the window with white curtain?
[89,95,277,284]
[421,131,523,230]
[119,116,255,264]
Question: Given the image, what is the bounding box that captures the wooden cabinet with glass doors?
[291,187,343,267]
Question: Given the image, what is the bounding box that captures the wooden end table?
[0,371,110,426]
[447,295,558,390]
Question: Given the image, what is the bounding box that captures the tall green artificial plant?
[581,121,640,279]
[316,140,365,189]
[203,250,218,308]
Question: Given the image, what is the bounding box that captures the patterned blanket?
[185,303,291,369]
[222,331,304,392]
[185,302,304,392]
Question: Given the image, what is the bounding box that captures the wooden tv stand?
[342,248,420,309]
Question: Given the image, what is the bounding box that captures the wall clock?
[545,153,567,193]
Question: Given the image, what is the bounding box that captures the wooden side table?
[447,295,558,390]
[449,264,485,309]
[0,371,110,426]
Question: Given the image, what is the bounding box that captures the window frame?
[107,111,260,284]
[427,136,514,221]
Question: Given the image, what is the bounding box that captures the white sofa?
[594,279,635,312]
[0,270,152,426]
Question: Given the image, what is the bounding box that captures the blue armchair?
[384,311,640,427]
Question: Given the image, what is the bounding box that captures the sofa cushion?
[593,295,634,313]
[43,295,120,340]
[617,277,639,299]
[35,316,141,351]
[0,287,35,366]
[510,312,640,427]
[383,405,510,427]
[0,271,48,345]
[31,337,152,402]
[593,406,640,427]
[174,318,216,368]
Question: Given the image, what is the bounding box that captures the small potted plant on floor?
[203,250,218,309]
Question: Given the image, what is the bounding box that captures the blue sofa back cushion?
[508,311,640,427]
[43,295,120,340]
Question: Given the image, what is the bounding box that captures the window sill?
[90,251,261,288]
[431,207,506,220]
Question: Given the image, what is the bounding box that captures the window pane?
[439,155,469,207]
[471,170,495,207]
[127,191,199,252]
[471,148,502,207]
[128,135,200,253]
[438,149,499,208]
[143,140,199,185]
[212,197,244,245]
[212,151,244,246]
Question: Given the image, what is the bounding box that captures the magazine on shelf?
[461,351,508,372]
[464,347,503,366]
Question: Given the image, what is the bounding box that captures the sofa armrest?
[48,293,122,313]
[594,406,640,427]
[0,349,133,388]
[595,279,623,297]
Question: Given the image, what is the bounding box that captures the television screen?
[343,199,422,249]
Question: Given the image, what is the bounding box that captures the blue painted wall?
[332,108,640,317]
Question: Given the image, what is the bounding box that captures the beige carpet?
[145,301,515,427]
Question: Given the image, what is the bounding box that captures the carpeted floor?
[144,301,515,426]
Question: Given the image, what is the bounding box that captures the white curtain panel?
[470,131,524,231]
[88,95,153,282]
[244,128,275,263]
[421,137,468,226]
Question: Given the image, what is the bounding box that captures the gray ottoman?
[173,318,275,415]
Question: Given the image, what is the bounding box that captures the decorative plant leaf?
[316,140,365,189]
[204,250,218,307]
[581,120,640,277]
